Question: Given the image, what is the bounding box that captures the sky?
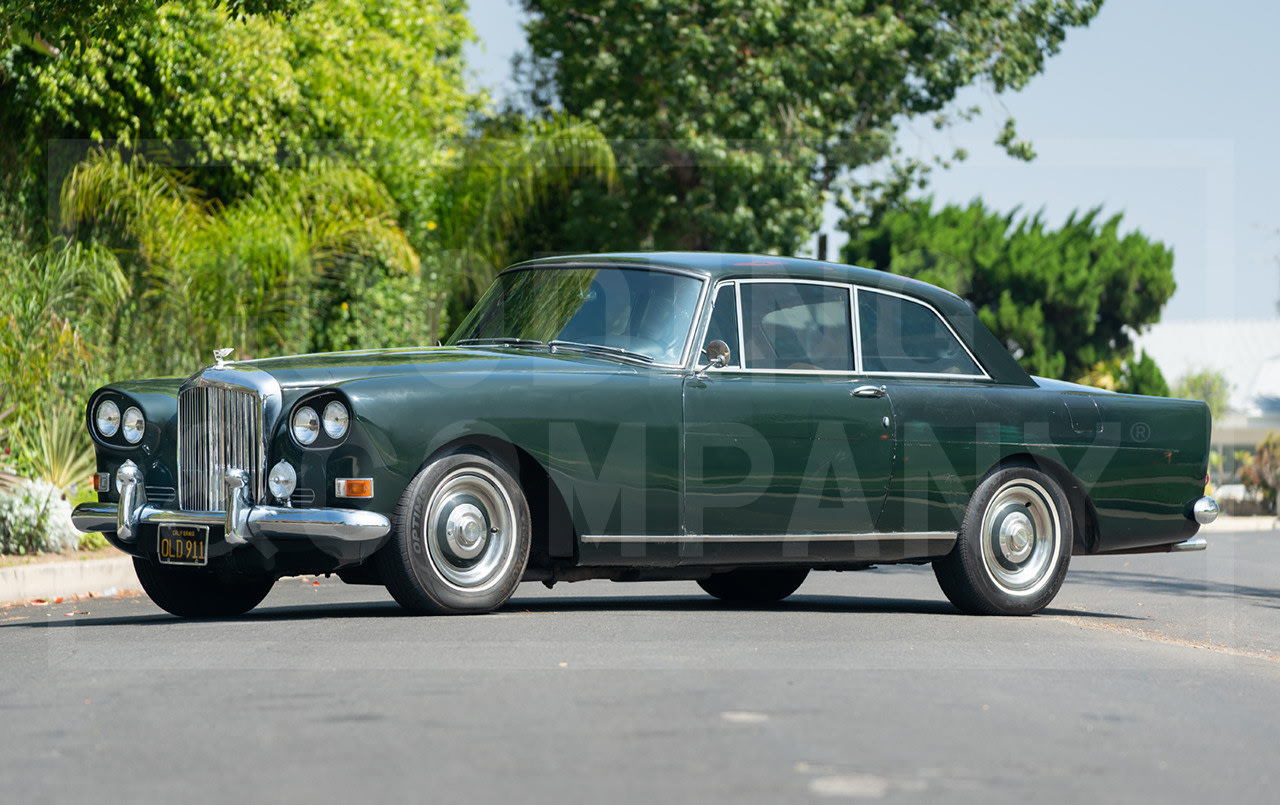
[463,0,1280,323]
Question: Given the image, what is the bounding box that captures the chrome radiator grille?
[178,385,264,511]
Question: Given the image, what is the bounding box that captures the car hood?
[234,345,646,390]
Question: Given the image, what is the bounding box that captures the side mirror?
[698,340,731,379]
[706,340,731,368]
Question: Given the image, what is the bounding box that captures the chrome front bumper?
[72,460,390,552]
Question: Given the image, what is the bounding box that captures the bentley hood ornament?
[213,347,234,369]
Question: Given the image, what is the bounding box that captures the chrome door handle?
[851,385,887,398]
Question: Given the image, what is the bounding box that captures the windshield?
[450,266,705,365]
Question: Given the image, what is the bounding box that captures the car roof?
[507,251,965,308]
[506,252,1035,386]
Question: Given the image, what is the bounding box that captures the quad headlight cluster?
[93,397,146,445]
[290,396,351,447]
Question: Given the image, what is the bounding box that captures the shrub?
[0,478,81,554]
[1240,433,1279,513]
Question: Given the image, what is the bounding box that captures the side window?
[702,284,741,367]
[857,290,982,375]
[739,283,853,372]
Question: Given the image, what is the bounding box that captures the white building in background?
[1133,319,1280,498]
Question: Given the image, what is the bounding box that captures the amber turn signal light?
[334,478,373,498]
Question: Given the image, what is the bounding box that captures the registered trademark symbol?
[1130,422,1151,443]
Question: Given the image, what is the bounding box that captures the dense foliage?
[516,0,1102,256]
[0,0,613,538]
[842,198,1175,393]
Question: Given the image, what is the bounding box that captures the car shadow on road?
[0,592,1135,627]
[1065,568,1280,608]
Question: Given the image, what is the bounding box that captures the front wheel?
[698,567,810,604]
[933,466,1073,616]
[377,452,531,615]
[133,558,274,618]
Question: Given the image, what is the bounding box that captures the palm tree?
[60,115,617,355]
[60,150,418,370]
[429,114,617,337]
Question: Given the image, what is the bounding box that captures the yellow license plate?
[158,524,209,566]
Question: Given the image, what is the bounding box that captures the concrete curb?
[0,557,138,605]
[1205,515,1280,533]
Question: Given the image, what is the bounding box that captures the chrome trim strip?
[580,531,956,544]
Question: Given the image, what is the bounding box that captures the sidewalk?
[0,555,137,606]
[1208,514,1280,532]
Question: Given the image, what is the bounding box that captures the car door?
[683,280,896,540]
[852,286,998,534]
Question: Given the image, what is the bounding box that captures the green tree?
[841,198,1175,387]
[1173,369,1232,419]
[517,0,1101,255]
[0,0,479,217]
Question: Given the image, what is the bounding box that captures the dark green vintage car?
[72,252,1219,617]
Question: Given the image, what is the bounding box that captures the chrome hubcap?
[423,468,516,592]
[445,503,487,559]
[998,511,1035,563]
[980,479,1061,597]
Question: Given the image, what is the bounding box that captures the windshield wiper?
[455,337,548,349]
[548,340,656,364]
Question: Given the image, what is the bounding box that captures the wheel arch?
[423,436,578,566]
[986,452,1099,555]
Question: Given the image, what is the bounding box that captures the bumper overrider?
[72,460,391,571]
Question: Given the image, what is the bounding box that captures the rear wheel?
[698,567,810,604]
[377,452,531,615]
[133,558,273,618]
[933,466,1072,616]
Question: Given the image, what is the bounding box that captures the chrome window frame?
[853,286,990,381]
[690,278,858,376]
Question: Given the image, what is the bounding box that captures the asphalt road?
[2,522,1278,804]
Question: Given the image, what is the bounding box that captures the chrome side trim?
[580,531,956,544]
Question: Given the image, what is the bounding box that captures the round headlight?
[95,400,121,438]
[322,401,350,439]
[122,406,145,444]
[268,460,297,500]
[292,406,319,445]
